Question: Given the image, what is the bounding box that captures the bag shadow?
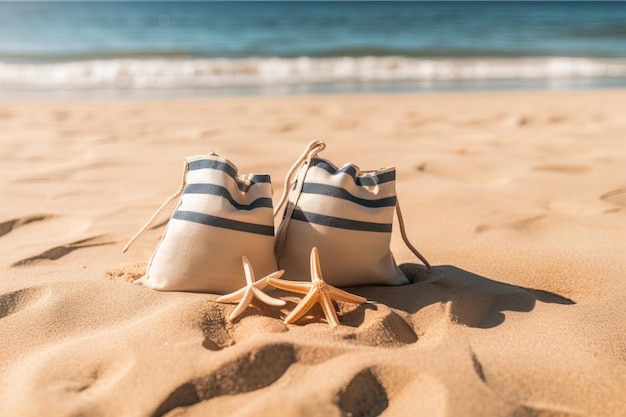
[346,263,575,329]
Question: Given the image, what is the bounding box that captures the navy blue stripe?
[291,209,392,233]
[188,159,271,192]
[172,210,274,236]
[184,184,273,210]
[189,159,237,177]
[310,158,395,186]
[301,183,396,208]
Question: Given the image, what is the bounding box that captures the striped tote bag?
[274,141,430,287]
[123,153,277,294]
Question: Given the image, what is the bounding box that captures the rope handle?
[273,140,326,217]
[122,160,189,253]
[395,197,431,270]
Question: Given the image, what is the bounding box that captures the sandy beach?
[1,89,625,416]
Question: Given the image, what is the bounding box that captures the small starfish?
[216,256,286,321]
[267,247,367,328]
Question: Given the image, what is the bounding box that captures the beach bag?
[123,154,277,294]
[274,141,430,287]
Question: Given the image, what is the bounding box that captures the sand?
[0,90,625,417]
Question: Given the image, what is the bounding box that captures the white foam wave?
[1,56,626,90]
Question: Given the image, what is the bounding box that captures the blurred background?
[1,1,626,98]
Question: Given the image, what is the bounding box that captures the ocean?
[1,1,626,97]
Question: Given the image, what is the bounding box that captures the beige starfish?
[216,256,286,321]
[267,247,367,328]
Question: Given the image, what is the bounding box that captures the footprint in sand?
[338,304,418,348]
[473,214,546,235]
[152,343,297,417]
[199,305,236,351]
[11,235,117,267]
[600,188,626,207]
[0,214,93,251]
[5,339,135,416]
[533,164,591,174]
[338,368,388,417]
[272,122,299,133]
[0,287,49,320]
[0,214,51,238]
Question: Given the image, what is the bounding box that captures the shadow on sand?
[348,264,575,329]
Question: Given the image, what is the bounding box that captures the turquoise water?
[1,1,626,96]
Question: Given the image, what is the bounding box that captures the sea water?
[1,1,626,97]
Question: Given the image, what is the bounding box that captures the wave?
[1,56,626,90]
[3,47,619,62]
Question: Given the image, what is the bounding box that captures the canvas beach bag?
[274,141,431,287]
[123,153,277,294]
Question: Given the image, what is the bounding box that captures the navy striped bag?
[274,141,430,287]
[123,154,277,294]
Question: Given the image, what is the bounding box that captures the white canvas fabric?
[124,154,277,294]
[275,141,430,287]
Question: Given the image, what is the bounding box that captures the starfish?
[267,247,367,328]
[216,256,286,321]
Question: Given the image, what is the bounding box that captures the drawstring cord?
[273,140,326,217]
[395,197,431,270]
[122,160,189,253]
